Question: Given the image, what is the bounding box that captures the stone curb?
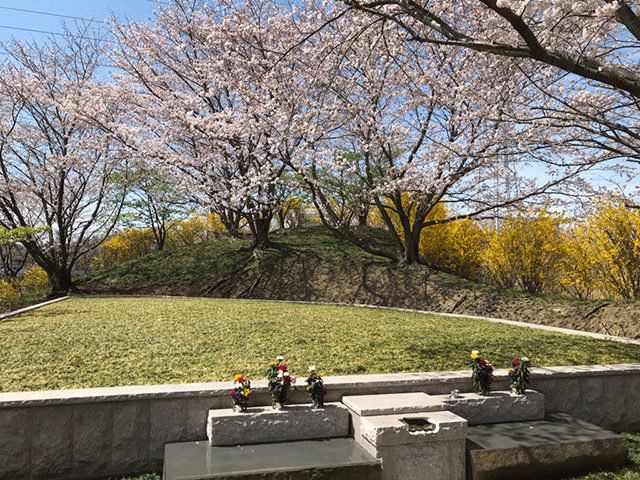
[0,295,70,321]
[2,364,640,408]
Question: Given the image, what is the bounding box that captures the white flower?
[472,350,479,355]
[522,356,529,362]
[277,370,284,378]
[284,372,290,377]
[276,355,284,361]
[308,365,316,371]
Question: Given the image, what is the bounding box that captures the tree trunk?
[247,211,273,250]
[45,265,74,297]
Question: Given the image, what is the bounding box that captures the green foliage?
[0,226,47,246]
[266,356,296,408]
[469,351,494,395]
[306,366,327,409]
[508,357,530,395]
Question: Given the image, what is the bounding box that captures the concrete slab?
[342,392,438,416]
[207,403,349,446]
[440,390,545,425]
[467,413,629,480]
[357,411,468,480]
[163,438,381,480]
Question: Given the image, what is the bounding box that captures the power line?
[0,25,105,42]
[0,6,100,24]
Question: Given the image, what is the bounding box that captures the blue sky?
[0,0,159,45]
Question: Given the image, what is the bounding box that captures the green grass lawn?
[1,296,639,392]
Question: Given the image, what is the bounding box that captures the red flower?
[279,365,287,372]
[512,360,519,367]
[479,359,486,367]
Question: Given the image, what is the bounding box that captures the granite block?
[376,439,466,480]
[0,408,32,479]
[357,411,467,480]
[31,405,74,477]
[207,403,349,446]
[150,398,190,469]
[359,410,467,447]
[466,413,629,480]
[112,400,151,473]
[441,390,545,425]
[73,403,113,476]
[342,392,436,416]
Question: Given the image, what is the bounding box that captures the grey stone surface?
[186,396,217,439]
[467,413,629,480]
[73,403,113,476]
[207,403,349,446]
[441,390,545,425]
[0,408,32,479]
[359,410,467,447]
[375,439,466,480]
[342,392,436,416]
[151,398,190,469]
[31,405,74,477]
[0,364,639,479]
[164,438,381,480]
[357,411,467,480]
[344,390,544,427]
[112,400,151,473]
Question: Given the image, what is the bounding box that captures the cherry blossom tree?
[108,0,314,249]
[288,5,594,265]
[340,0,640,182]
[0,30,128,295]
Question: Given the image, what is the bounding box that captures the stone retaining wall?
[1,363,639,480]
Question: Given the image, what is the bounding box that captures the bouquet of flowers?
[470,350,494,395]
[508,356,530,395]
[230,374,251,412]
[267,356,297,409]
[306,365,327,409]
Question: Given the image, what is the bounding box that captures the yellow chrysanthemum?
[234,374,243,381]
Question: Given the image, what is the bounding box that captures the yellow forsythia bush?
[482,207,569,294]
[0,279,18,298]
[89,228,156,270]
[374,195,483,279]
[0,265,50,299]
[419,203,484,280]
[165,214,226,247]
[21,265,50,292]
[576,200,640,299]
[88,214,228,271]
